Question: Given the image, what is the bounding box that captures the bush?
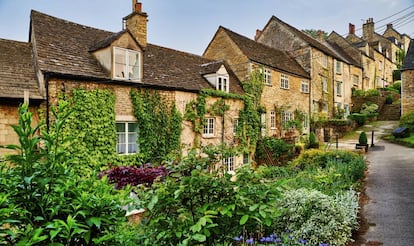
[385,94,393,104]
[392,81,401,93]
[276,188,359,246]
[359,131,368,145]
[360,103,379,115]
[365,89,381,97]
[306,131,319,149]
[349,113,367,126]
[255,137,294,164]
[400,111,414,132]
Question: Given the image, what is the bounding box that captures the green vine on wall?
[60,89,117,170]
[131,89,182,163]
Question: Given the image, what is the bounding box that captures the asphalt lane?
[363,140,414,245]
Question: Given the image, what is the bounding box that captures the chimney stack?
[254,29,262,41]
[349,23,355,35]
[124,1,148,47]
[362,17,374,42]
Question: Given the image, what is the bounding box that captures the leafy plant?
[306,131,319,149]
[385,94,393,104]
[0,103,136,245]
[99,164,168,189]
[400,111,414,132]
[255,137,294,165]
[358,131,368,145]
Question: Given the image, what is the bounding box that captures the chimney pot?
[135,2,142,13]
[349,23,355,35]
[254,29,262,41]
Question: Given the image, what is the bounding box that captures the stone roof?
[0,38,42,99]
[324,40,361,68]
[265,16,345,62]
[30,10,243,93]
[402,40,414,71]
[219,26,310,79]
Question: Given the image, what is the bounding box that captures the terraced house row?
[0,2,409,170]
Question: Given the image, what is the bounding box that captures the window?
[261,113,266,137]
[233,118,239,135]
[301,80,309,93]
[281,111,294,126]
[336,81,342,96]
[264,68,272,85]
[336,60,342,74]
[224,155,234,172]
[353,75,359,86]
[243,153,250,165]
[379,61,383,71]
[203,118,215,136]
[116,122,138,154]
[270,111,276,129]
[322,76,328,92]
[344,104,350,118]
[217,76,229,92]
[113,47,141,80]
[303,113,309,130]
[280,74,289,89]
[322,54,327,67]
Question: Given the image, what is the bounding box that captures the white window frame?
[224,155,234,173]
[113,47,141,81]
[261,113,267,137]
[264,68,272,86]
[280,74,289,89]
[243,153,250,165]
[336,60,342,74]
[216,76,229,92]
[322,76,328,92]
[203,117,215,137]
[322,54,328,68]
[353,75,359,86]
[270,110,276,129]
[336,81,342,96]
[233,118,239,135]
[281,111,294,126]
[116,122,138,155]
[303,113,309,130]
[301,80,309,93]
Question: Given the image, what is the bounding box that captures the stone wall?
[402,70,414,115]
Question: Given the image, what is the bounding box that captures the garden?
[0,103,366,245]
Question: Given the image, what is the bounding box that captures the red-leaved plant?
[99,164,167,189]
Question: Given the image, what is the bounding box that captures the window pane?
[128,123,138,132]
[128,52,140,80]
[116,123,126,132]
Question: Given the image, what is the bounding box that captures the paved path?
[362,140,414,245]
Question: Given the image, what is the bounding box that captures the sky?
[1,0,414,55]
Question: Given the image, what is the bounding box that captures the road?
[363,140,414,245]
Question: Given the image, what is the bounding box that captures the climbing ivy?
[131,89,182,163]
[60,89,118,170]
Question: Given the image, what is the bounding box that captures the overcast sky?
[0,0,414,55]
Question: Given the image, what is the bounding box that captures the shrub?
[99,164,168,189]
[306,132,319,149]
[365,89,380,97]
[276,188,359,246]
[352,89,364,97]
[359,131,368,145]
[392,81,401,93]
[385,94,393,104]
[360,103,379,115]
[349,113,367,126]
[400,111,414,132]
[255,137,294,164]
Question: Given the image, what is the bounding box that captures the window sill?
[202,135,216,139]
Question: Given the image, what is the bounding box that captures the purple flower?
[298,238,307,244]
[319,243,329,246]
[234,235,243,241]
[246,238,254,244]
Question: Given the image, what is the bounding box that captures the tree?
[302,29,328,40]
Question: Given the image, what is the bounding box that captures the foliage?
[360,103,379,115]
[400,111,414,132]
[0,103,136,245]
[132,153,285,245]
[99,164,168,189]
[352,88,365,97]
[276,188,359,246]
[364,89,380,97]
[385,94,393,104]
[131,89,182,163]
[255,137,294,164]
[60,89,120,169]
[359,131,368,145]
[348,113,367,126]
[302,29,328,40]
[392,81,401,93]
[396,49,405,70]
[306,131,319,149]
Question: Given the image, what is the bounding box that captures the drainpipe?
[45,73,50,133]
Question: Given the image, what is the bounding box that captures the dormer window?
[216,76,229,92]
[113,47,141,81]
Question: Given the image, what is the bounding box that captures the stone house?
[0,3,249,171]
[346,19,399,88]
[255,16,363,121]
[401,40,414,115]
[203,26,311,141]
[0,39,43,155]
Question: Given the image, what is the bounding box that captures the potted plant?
[356,131,368,151]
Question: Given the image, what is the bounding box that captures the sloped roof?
[402,40,414,71]
[0,38,42,99]
[219,26,310,79]
[263,16,344,61]
[324,40,361,68]
[30,10,243,93]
